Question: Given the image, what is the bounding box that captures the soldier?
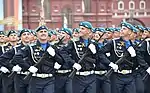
[54,28,78,93]
[99,22,149,93]
[49,30,58,45]
[0,29,31,93]
[72,28,80,41]
[0,31,6,46]
[0,30,19,93]
[137,27,150,93]
[129,25,145,93]
[12,25,64,93]
[113,27,121,39]
[30,30,37,45]
[93,27,112,93]
[65,21,118,93]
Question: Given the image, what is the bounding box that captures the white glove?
[109,62,118,71]
[47,46,55,57]
[12,65,22,72]
[73,63,82,71]
[54,62,61,69]
[106,53,111,57]
[0,66,10,73]
[28,66,38,73]
[127,46,136,57]
[146,67,150,75]
[88,44,96,54]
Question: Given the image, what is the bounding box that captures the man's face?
[130,32,137,40]
[113,32,120,38]
[0,35,5,43]
[8,33,18,42]
[120,26,131,37]
[79,26,90,37]
[73,32,79,38]
[37,29,48,41]
[142,31,150,38]
[93,31,103,41]
[59,31,70,41]
[21,32,31,43]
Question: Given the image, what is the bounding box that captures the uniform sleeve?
[136,42,149,69]
[13,46,31,71]
[98,40,113,65]
[0,48,15,70]
[99,40,113,53]
[51,46,64,65]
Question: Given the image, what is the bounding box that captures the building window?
[118,1,124,10]
[84,0,91,13]
[140,1,145,9]
[129,1,135,10]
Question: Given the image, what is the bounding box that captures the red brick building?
[22,0,150,29]
[23,0,113,29]
[112,0,150,27]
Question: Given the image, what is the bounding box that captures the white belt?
[32,73,53,78]
[76,70,94,76]
[57,70,71,73]
[17,71,30,75]
[117,70,132,74]
[94,70,107,75]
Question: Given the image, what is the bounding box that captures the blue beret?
[0,31,5,35]
[36,25,48,32]
[105,27,114,32]
[79,21,93,30]
[59,28,72,37]
[7,30,17,37]
[121,22,138,33]
[114,27,121,32]
[94,28,105,33]
[73,28,80,33]
[30,30,36,36]
[135,25,145,32]
[19,29,31,37]
[145,27,150,32]
[48,31,52,37]
[132,26,139,33]
[48,30,57,37]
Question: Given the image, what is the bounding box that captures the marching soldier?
[0,29,31,93]
[65,21,118,93]
[54,28,77,93]
[136,27,150,93]
[93,27,111,93]
[0,31,6,46]
[113,27,121,39]
[72,28,80,41]
[99,22,149,93]
[12,25,64,93]
[0,30,19,93]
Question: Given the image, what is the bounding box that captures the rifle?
[8,36,65,80]
[104,37,147,79]
[68,32,105,79]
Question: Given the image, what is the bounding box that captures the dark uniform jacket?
[13,40,63,74]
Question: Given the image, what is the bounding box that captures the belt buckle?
[83,71,89,75]
[41,74,46,78]
[122,70,127,74]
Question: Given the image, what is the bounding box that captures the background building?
[1,0,150,30]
